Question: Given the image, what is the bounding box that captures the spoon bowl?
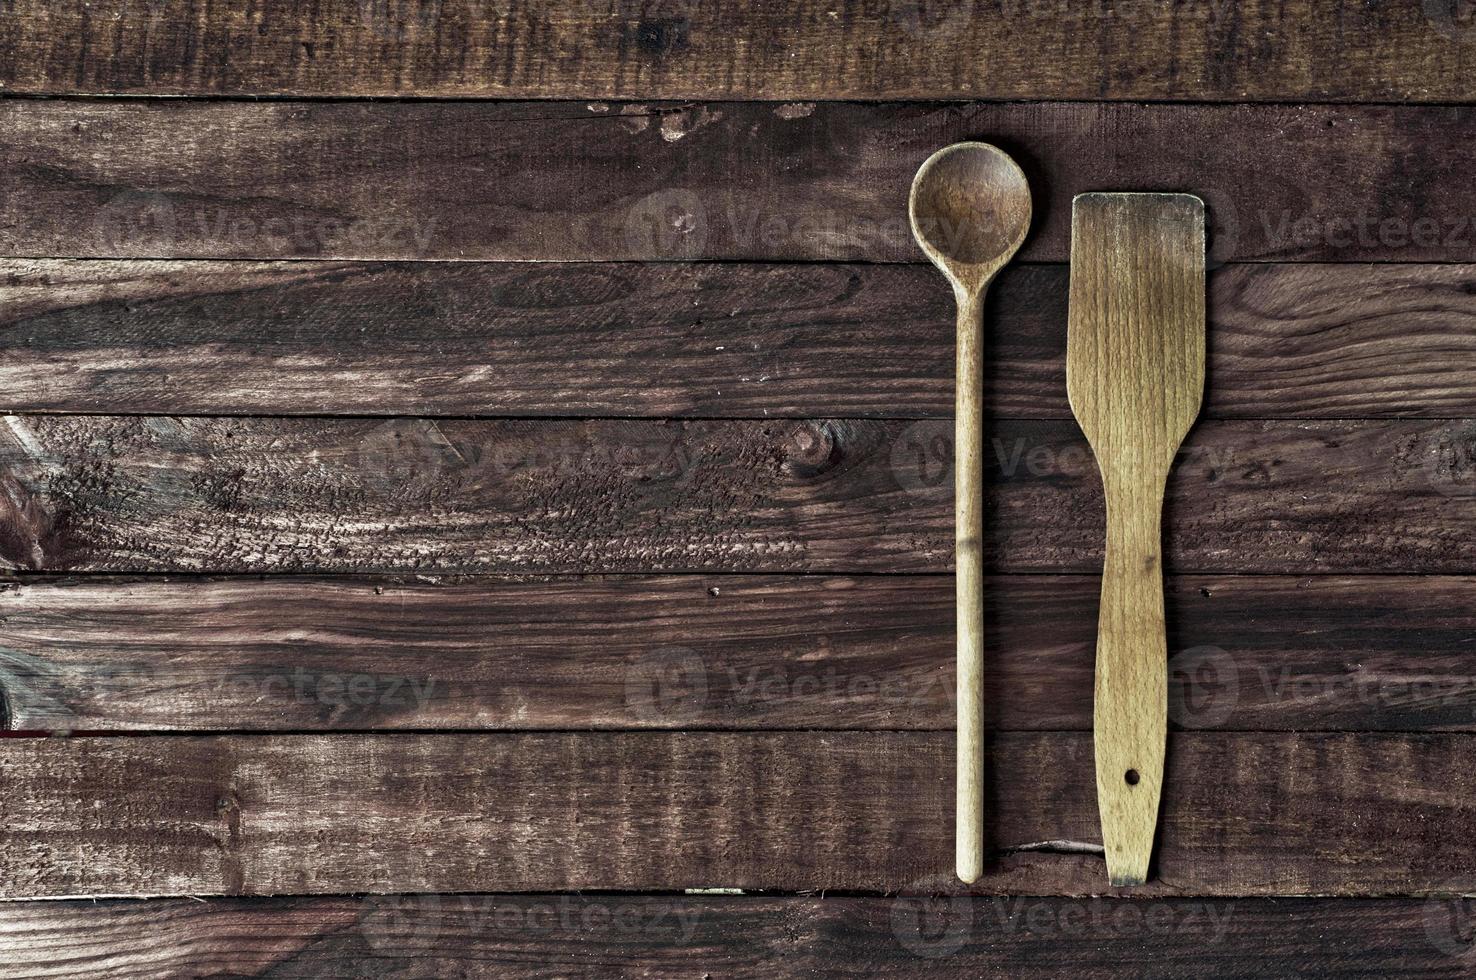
[910,143,1032,286]
[909,142,1032,884]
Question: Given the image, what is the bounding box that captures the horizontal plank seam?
[6,728,1476,738]
[9,252,1476,267]
[0,256,1465,270]
[6,570,1476,580]
[4,412,1476,425]
[12,890,1455,901]
[5,889,1472,904]
[6,888,1465,902]
[4,569,1473,581]
[12,93,1476,111]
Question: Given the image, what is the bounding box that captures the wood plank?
[2,731,1474,897]
[5,574,1476,734]
[0,895,1466,979]
[0,416,1471,575]
[8,260,1476,419]
[6,100,1476,263]
[3,0,1474,103]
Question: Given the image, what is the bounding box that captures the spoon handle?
[955,287,986,884]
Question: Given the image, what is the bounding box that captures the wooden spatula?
[1066,193,1205,887]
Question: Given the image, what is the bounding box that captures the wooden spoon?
[1066,192,1206,886]
[909,142,1032,884]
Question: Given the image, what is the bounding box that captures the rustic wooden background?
[2,1,1476,976]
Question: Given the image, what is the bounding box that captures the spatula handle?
[1094,472,1169,886]
[955,288,986,884]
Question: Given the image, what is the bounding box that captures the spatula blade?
[1067,193,1206,453]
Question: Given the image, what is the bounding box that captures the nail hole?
[1124,769,1140,786]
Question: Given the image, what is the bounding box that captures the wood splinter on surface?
[1067,192,1206,887]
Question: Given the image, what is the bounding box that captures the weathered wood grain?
[3,0,1474,103]
[0,415,1471,575]
[0,894,1466,980]
[3,731,1475,897]
[6,101,1476,263]
[4,574,1475,734]
[8,260,1476,419]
